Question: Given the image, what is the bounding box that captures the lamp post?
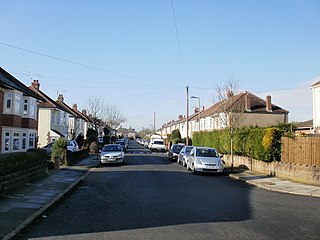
[191,96,201,131]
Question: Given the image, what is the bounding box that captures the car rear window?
[154,141,164,145]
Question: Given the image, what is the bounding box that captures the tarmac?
[0,154,319,240]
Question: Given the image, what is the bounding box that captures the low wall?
[0,162,48,195]
[223,155,320,186]
[66,149,90,165]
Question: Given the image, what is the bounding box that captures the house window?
[29,133,35,148]
[23,99,28,115]
[12,132,20,151]
[30,99,37,118]
[14,93,22,115]
[22,132,27,150]
[51,110,55,124]
[5,92,13,113]
[4,131,10,152]
[56,112,61,124]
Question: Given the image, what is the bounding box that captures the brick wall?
[223,155,320,186]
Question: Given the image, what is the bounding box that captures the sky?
[1,0,319,131]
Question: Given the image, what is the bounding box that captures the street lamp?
[191,96,201,131]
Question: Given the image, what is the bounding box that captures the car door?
[178,147,185,162]
[188,148,195,169]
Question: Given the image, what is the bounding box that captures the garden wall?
[223,155,320,186]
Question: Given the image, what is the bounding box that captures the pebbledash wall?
[223,155,320,186]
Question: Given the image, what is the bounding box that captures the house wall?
[0,91,3,151]
[312,85,320,132]
[38,108,51,147]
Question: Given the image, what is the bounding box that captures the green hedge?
[192,124,294,162]
[0,149,47,176]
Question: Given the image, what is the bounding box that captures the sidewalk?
[0,155,100,240]
[228,169,320,198]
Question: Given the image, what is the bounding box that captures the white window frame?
[29,132,35,148]
[22,132,27,150]
[14,93,22,115]
[23,98,28,116]
[4,131,10,152]
[12,132,20,151]
[4,91,13,113]
[30,98,37,119]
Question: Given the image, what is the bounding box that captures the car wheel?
[182,159,186,167]
[192,164,198,174]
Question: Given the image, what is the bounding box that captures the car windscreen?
[102,145,122,152]
[196,148,218,157]
[172,145,184,153]
[185,147,193,153]
[154,141,164,145]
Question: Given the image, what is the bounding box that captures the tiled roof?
[197,91,288,119]
[0,67,43,100]
[29,85,65,110]
[311,81,320,87]
[296,119,313,128]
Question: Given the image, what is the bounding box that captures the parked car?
[42,140,79,156]
[168,144,185,161]
[150,139,166,152]
[177,145,193,166]
[116,140,126,151]
[100,144,124,164]
[186,147,224,174]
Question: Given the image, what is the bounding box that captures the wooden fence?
[281,136,320,167]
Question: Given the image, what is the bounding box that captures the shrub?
[0,151,47,176]
[51,137,67,165]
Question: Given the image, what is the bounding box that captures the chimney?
[245,92,251,111]
[194,107,199,113]
[266,95,272,112]
[179,114,183,119]
[31,80,40,89]
[227,89,233,98]
[57,94,64,102]
[202,106,205,111]
[73,103,78,111]
[82,109,87,115]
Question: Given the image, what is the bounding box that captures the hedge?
[192,124,294,162]
[0,149,47,176]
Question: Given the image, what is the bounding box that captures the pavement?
[0,154,319,240]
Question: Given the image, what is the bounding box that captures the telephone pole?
[186,86,189,145]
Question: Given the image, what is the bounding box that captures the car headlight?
[196,159,203,165]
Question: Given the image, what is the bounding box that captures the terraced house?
[0,67,43,153]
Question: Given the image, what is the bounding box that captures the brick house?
[0,68,43,153]
[189,91,289,134]
[160,91,289,139]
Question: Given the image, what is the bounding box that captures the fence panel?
[281,136,320,167]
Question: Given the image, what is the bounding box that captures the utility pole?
[186,86,189,145]
[153,112,156,133]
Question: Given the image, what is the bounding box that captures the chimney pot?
[57,94,64,102]
[266,95,272,112]
[82,109,87,115]
[227,89,233,98]
[73,104,78,111]
[31,80,40,90]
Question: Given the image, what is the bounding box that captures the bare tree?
[104,104,126,130]
[215,77,245,172]
[86,94,107,133]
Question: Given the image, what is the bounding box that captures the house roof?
[194,91,288,120]
[29,85,66,111]
[296,119,313,129]
[55,100,79,117]
[0,67,43,100]
[311,81,320,88]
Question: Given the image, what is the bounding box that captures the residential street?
[20,141,320,240]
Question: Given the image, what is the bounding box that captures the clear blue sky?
[1,0,319,131]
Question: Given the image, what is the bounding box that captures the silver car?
[177,145,193,166]
[100,144,124,164]
[186,147,224,174]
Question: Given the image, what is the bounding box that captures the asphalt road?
[20,141,320,240]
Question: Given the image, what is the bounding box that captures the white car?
[150,139,166,152]
[187,147,224,174]
[100,144,124,164]
[42,140,79,156]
